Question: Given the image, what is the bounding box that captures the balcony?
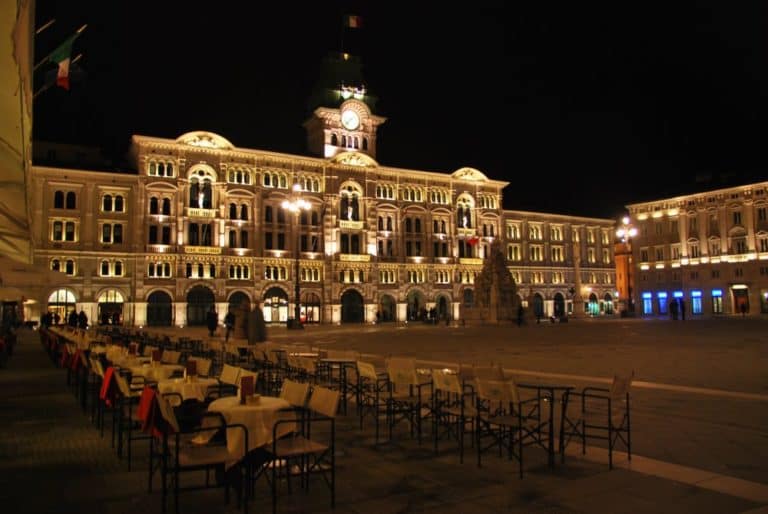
[186,207,217,218]
[339,254,370,262]
[339,220,364,230]
[459,258,483,265]
[184,246,222,255]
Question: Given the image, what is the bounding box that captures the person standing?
[224,310,235,342]
[247,301,267,344]
[78,310,88,330]
[206,306,218,337]
[679,299,686,321]
[68,309,78,327]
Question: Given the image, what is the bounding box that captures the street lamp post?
[282,184,311,330]
[616,216,638,313]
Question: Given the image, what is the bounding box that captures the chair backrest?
[219,363,241,385]
[356,361,379,381]
[113,372,132,398]
[154,393,181,434]
[237,368,258,387]
[279,379,310,408]
[161,350,181,364]
[472,365,506,381]
[610,373,633,425]
[475,378,520,406]
[308,386,340,418]
[188,357,212,377]
[432,369,462,395]
[386,357,418,388]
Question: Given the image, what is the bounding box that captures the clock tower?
[303,53,386,160]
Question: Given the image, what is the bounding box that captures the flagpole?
[33,24,87,71]
[36,19,55,35]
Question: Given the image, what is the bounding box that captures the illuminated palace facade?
[29,98,617,327]
[627,181,768,317]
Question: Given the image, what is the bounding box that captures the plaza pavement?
[0,317,766,513]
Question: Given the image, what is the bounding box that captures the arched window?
[65,259,74,275]
[158,163,165,176]
[114,261,123,276]
[149,197,159,214]
[277,209,285,224]
[379,217,384,230]
[166,163,174,176]
[102,195,112,212]
[264,205,273,222]
[311,211,319,226]
[148,263,155,277]
[162,198,171,215]
[115,195,124,212]
[101,260,110,276]
[54,190,64,208]
[240,204,248,220]
[415,219,421,233]
[300,211,308,225]
[241,230,248,248]
[331,133,338,146]
[51,259,60,271]
[229,203,237,219]
[363,137,368,150]
[65,191,76,209]
[405,218,412,232]
[263,173,271,187]
[341,135,347,147]
[229,230,236,247]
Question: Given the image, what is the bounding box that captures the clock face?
[341,109,360,130]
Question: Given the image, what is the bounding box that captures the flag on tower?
[344,15,362,28]
[48,32,80,90]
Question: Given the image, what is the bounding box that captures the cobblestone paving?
[0,326,762,513]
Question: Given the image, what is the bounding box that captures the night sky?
[33,2,768,219]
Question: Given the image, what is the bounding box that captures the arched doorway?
[301,292,321,324]
[406,289,426,321]
[603,293,614,314]
[436,294,451,321]
[228,291,250,313]
[533,293,544,318]
[186,286,215,326]
[341,289,364,323]
[263,287,288,324]
[97,289,124,325]
[147,291,173,327]
[553,292,565,318]
[378,294,396,322]
[47,288,76,323]
[588,292,599,316]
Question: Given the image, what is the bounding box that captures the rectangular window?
[712,290,723,314]
[640,248,649,261]
[760,238,768,253]
[655,248,664,261]
[277,232,285,250]
[758,207,767,222]
[265,232,273,250]
[65,222,76,241]
[162,226,171,244]
[733,211,742,225]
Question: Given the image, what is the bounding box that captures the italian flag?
[345,15,362,28]
[49,33,79,90]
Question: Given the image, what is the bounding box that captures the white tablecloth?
[127,363,183,381]
[208,395,295,464]
[157,377,218,402]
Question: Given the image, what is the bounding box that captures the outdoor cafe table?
[319,357,357,414]
[517,382,574,468]
[126,362,184,382]
[157,376,218,402]
[207,395,296,465]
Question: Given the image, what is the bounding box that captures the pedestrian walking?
[247,301,267,344]
[206,306,218,337]
[224,310,235,342]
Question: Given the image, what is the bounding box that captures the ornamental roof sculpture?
[175,131,235,150]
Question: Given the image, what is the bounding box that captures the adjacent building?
[627,181,768,316]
